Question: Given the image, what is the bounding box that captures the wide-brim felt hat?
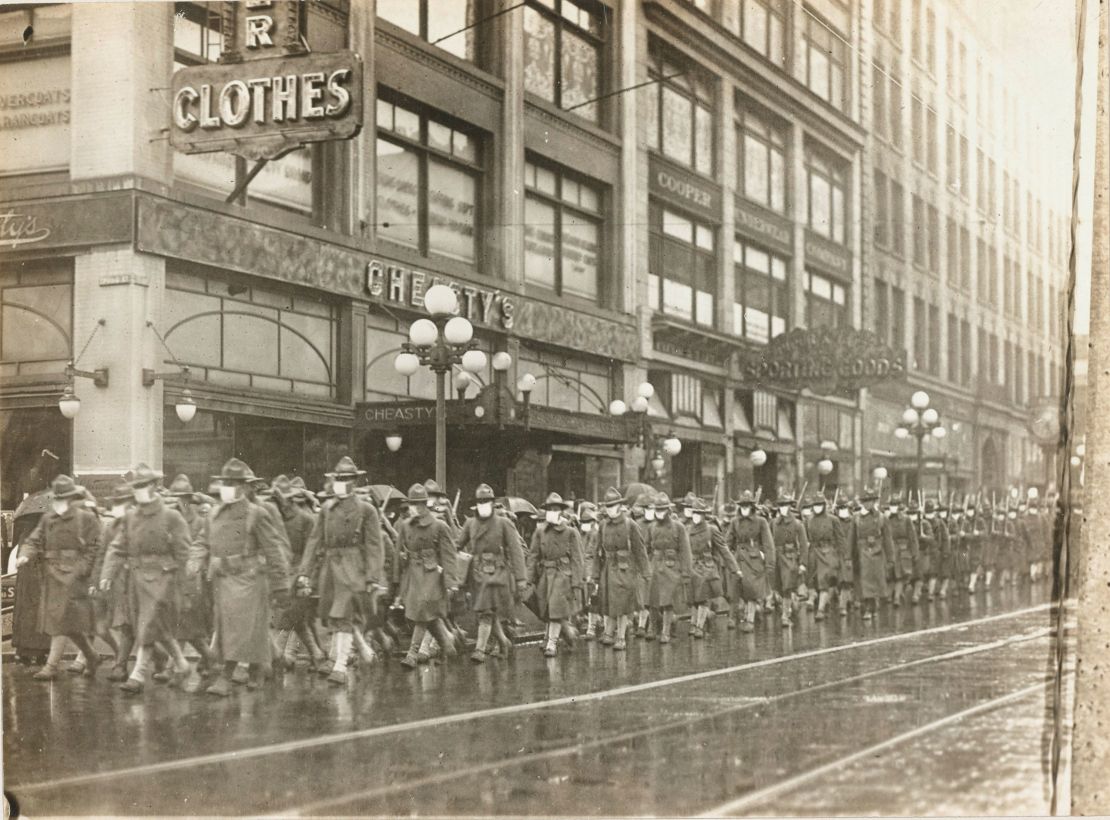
[423,479,448,498]
[600,487,624,507]
[106,482,134,504]
[327,455,367,478]
[474,483,496,502]
[166,473,196,496]
[653,492,672,509]
[406,483,430,502]
[127,463,164,487]
[541,492,571,510]
[212,458,257,483]
[50,474,85,499]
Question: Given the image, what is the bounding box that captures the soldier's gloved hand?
[88,585,97,597]
[734,569,743,578]
[99,578,111,592]
[798,564,806,572]
[15,555,29,567]
[295,576,312,598]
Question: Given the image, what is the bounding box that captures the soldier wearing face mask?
[804,494,840,621]
[849,490,891,619]
[726,491,775,632]
[98,464,194,694]
[645,493,692,644]
[458,484,527,662]
[884,496,918,607]
[576,502,602,640]
[528,493,585,657]
[87,482,132,680]
[592,488,650,650]
[686,498,740,638]
[17,475,102,682]
[187,458,292,695]
[934,503,953,600]
[296,457,385,684]
[629,494,653,638]
[396,484,460,668]
[833,499,856,616]
[914,501,941,602]
[771,494,809,628]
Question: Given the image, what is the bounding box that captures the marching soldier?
[270,475,325,670]
[980,503,1002,590]
[187,458,292,696]
[396,484,460,668]
[296,457,385,684]
[915,502,941,602]
[934,502,952,600]
[17,475,101,681]
[631,493,654,639]
[727,491,774,632]
[850,490,890,620]
[89,482,132,680]
[645,493,692,644]
[885,496,918,606]
[592,488,650,650]
[833,497,856,616]
[687,498,740,638]
[1000,505,1021,588]
[771,494,809,628]
[99,465,194,694]
[458,484,527,662]
[966,500,987,592]
[528,493,585,657]
[577,502,602,640]
[805,494,840,620]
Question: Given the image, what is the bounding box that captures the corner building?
[0,0,1069,507]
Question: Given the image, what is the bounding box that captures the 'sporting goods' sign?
[742,327,906,395]
[170,1,362,161]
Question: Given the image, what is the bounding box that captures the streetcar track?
[698,680,1051,817]
[270,628,1052,817]
[14,602,1053,793]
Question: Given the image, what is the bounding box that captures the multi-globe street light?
[894,390,947,492]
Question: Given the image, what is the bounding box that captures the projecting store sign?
[170,1,362,160]
[741,327,906,395]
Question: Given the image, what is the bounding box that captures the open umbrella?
[366,484,406,505]
[498,496,538,516]
[619,482,656,505]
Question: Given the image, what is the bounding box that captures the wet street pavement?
[4,583,1062,817]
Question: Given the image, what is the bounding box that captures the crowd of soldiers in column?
[10,455,1056,696]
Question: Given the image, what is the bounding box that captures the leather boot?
[328,632,352,684]
[614,615,629,650]
[431,619,458,658]
[351,629,377,666]
[600,616,615,646]
[401,627,425,669]
[815,590,828,621]
[543,622,559,657]
[659,610,673,644]
[561,620,577,650]
[471,620,492,663]
[206,671,233,697]
[927,578,938,601]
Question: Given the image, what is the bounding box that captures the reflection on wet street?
[4,584,1060,817]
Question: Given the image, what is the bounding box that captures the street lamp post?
[894,390,947,493]
[393,285,487,488]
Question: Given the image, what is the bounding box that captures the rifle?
[452,488,461,517]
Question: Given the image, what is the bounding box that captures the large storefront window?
[163,408,349,495]
[733,240,788,343]
[0,265,71,377]
[163,270,338,399]
[523,159,604,301]
[805,149,848,244]
[523,0,605,123]
[649,204,717,327]
[737,107,787,213]
[1,408,72,510]
[516,348,613,414]
[376,93,481,264]
[805,270,849,328]
[378,0,479,63]
[804,10,847,110]
[645,46,715,176]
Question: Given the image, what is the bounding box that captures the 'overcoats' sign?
[742,327,906,395]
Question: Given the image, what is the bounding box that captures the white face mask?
[426,499,437,509]
[683,508,694,519]
[813,505,826,516]
[111,503,127,519]
[888,506,899,516]
[837,508,850,519]
[545,510,561,525]
[219,485,240,504]
[332,481,349,498]
[860,507,871,516]
[739,505,752,518]
[605,505,621,519]
[655,509,668,521]
[134,486,154,505]
[692,513,704,525]
[643,508,655,522]
[581,521,595,533]
[778,506,790,517]
[476,502,493,519]
[52,499,69,516]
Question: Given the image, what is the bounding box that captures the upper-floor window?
[805,270,849,328]
[734,240,789,343]
[873,63,887,139]
[803,11,847,110]
[737,107,787,213]
[737,0,788,68]
[376,93,482,264]
[649,204,716,327]
[925,8,936,74]
[173,1,221,67]
[645,46,715,175]
[378,0,479,63]
[910,95,924,164]
[805,149,847,244]
[890,180,905,255]
[873,169,889,247]
[926,107,938,175]
[523,0,606,123]
[524,159,604,302]
[0,3,70,49]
